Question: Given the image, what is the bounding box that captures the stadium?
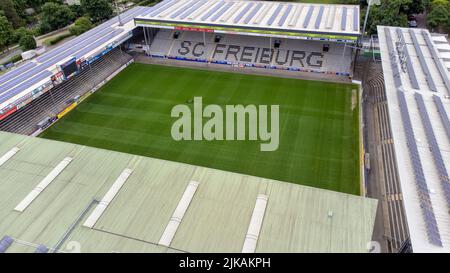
[0,0,448,254]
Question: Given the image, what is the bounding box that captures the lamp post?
[114,0,123,26]
[362,0,381,37]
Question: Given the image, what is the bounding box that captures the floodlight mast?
[362,0,381,37]
[114,0,123,26]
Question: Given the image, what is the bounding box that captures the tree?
[364,0,415,35]
[408,0,430,14]
[39,2,74,33]
[12,26,32,43]
[0,13,13,52]
[69,4,83,18]
[427,0,450,31]
[0,0,24,28]
[69,16,93,36]
[19,32,36,50]
[12,0,28,21]
[81,0,113,23]
[26,0,62,11]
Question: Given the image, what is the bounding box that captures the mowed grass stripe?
[41,63,360,194]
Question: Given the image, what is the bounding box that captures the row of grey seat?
[367,65,410,251]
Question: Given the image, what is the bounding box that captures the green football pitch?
[40,63,361,195]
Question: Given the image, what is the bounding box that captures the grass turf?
[40,63,360,195]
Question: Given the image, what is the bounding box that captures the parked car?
[407,14,416,21]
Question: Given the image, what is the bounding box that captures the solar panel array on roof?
[0,62,36,86]
[171,0,194,18]
[234,2,254,23]
[315,6,325,29]
[1,64,49,93]
[288,5,302,27]
[0,70,52,103]
[37,7,144,64]
[74,29,125,59]
[34,244,49,253]
[267,4,283,26]
[201,1,225,21]
[303,6,314,28]
[341,7,347,31]
[210,2,233,21]
[385,28,403,88]
[137,0,360,36]
[278,4,293,27]
[415,93,450,209]
[409,29,437,92]
[396,28,420,89]
[397,90,442,247]
[353,7,359,31]
[326,6,335,29]
[433,95,450,141]
[244,2,263,24]
[179,0,207,20]
[145,0,176,17]
[0,236,13,253]
[422,30,450,95]
[0,21,130,103]
[1,6,147,109]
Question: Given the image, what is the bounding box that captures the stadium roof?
[0,6,152,115]
[135,0,360,40]
[378,26,450,252]
[0,131,377,253]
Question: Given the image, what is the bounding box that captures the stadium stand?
[365,62,409,252]
[135,0,360,76]
[0,7,147,110]
[0,48,133,135]
[148,29,353,74]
